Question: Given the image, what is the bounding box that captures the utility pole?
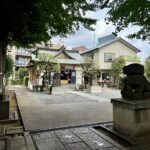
[93,32,96,48]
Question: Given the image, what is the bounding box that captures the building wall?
[75,66,82,85]
[8,46,32,71]
[98,41,138,70]
[15,48,32,67]
[7,46,16,61]
[93,50,100,68]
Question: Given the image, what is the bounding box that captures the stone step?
[0,140,6,150]
[6,126,24,135]
[52,86,76,94]
[52,85,76,91]
[7,136,28,150]
[0,110,20,125]
[0,127,5,139]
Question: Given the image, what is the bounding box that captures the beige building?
[81,34,141,82]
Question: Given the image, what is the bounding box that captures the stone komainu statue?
[121,63,150,100]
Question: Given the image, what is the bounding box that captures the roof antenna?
[94,32,96,48]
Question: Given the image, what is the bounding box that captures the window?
[102,73,111,81]
[104,53,115,62]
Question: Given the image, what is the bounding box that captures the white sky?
[51,9,150,63]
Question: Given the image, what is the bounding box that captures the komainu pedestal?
[111,98,150,144]
[0,94,9,120]
[111,64,150,144]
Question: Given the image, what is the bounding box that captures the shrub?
[11,79,23,85]
[79,84,85,91]
[23,76,29,87]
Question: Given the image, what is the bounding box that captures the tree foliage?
[0,0,108,46]
[81,58,100,78]
[105,0,150,41]
[5,55,14,78]
[0,0,108,93]
[111,57,125,80]
[18,68,28,80]
[145,57,150,79]
[35,53,60,72]
[81,57,100,86]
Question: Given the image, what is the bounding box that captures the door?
[71,71,76,84]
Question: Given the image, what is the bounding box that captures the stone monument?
[111,63,150,144]
[0,94,9,120]
[87,74,102,93]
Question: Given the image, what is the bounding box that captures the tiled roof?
[81,34,141,55]
[33,48,83,64]
[58,59,81,64]
[66,51,83,62]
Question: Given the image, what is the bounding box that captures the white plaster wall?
[28,80,33,90]
[76,66,82,85]
[93,50,100,69]
[98,41,138,70]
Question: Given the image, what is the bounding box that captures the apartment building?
[7,46,32,71]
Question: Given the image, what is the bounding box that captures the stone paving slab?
[70,127,91,134]
[31,128,120,150]
[35,138,65,150]
[7,136,27,150]
[55,129,82,144]
[64,142,91,150]
[77,131,114,149]
[32,131,57,141]
[0,140,5,150]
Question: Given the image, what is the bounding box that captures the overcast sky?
[51,9,150,63]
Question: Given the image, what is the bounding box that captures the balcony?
[120,55,141,63]
[16,61,29,66]
[15,51,32,57]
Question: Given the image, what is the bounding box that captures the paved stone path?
[14,86,113,132]
[69,88,121,102]
[31,127,120,150]
[0,140,5,150]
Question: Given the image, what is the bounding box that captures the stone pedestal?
[0,94,9,120]
[87,85,101,93]
[111,98,150,144]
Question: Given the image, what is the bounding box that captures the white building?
[81,34,141,82]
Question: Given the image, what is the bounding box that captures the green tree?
[81,58,100,87]
[5,55,14,80]
[104,0,150,41]
[0,0,107,94]
[145,57,150,80]
[34,53,60,86]
[18,68,28,81]
[35,53,60,72]
[111,57,126,87]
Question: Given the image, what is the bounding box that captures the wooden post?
[0,45,3,94]
[0,43,7,97]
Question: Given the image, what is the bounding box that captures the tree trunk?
[0,43,8,95]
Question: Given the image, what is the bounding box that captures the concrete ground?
[12,86,121,132]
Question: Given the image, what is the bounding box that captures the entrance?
[60,70,76,85]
